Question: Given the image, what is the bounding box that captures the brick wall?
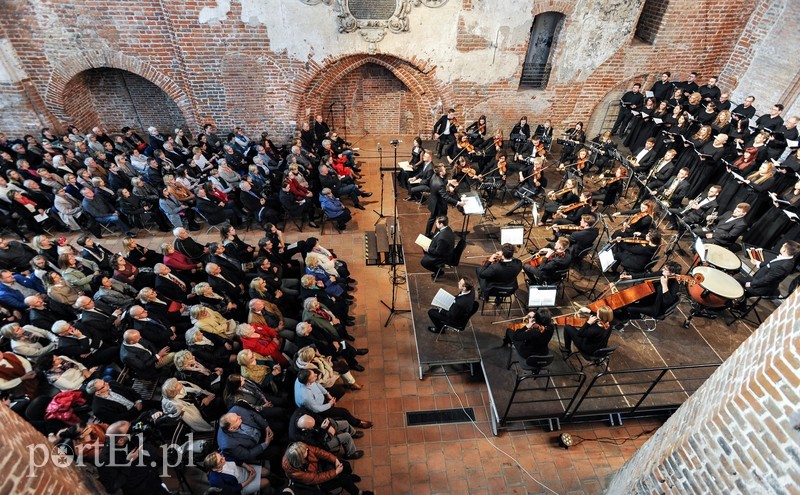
[604,290,800,494]
[320,64,420,136]
[0,404,97,494]
[634,0,670,44]
[0,0,776,142]
[63,68,186,133]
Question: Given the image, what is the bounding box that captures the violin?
[611,237,650,245]
[547,187,572,200]
[524,250,565,268]
[478,122,486,135]
[461,164,478,178]
[494,136,503,149]
[552,310,591,327]
[577,155,588,171]
[550,224,584,232]
[559,201,586,214]
[621,211,649,230]
[534,142,547,157]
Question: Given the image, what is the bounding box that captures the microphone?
[390,139,402,145]
[377,143,382,150]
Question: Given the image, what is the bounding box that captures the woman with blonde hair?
[121,237,161,268]
[195,282,242,320]
[305,253,351,299]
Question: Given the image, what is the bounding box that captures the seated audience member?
[282,442,373,495]
[203,451,271,495]
[294,369,372,429]
[319,187,353,231]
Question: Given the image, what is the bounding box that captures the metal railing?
[519,63,552,89]
[566,363,720,420]
[495,363,719,431]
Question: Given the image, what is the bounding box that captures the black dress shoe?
[354,204,366,210]
[344,333,356,340]
[352,430,365,439]
[361,192,373,197]
[355,348,369,355]
[351,364,365,372]
[344,285,355,291]
[428,326,442,334]
[345,299,354,306]
[345,277,356,284]
[343,450,364,460]
[308,221,320,228]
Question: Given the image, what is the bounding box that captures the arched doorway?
[63,68,186,133]
[299,54,445,138]
[321,63,423,136]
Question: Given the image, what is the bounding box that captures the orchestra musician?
[502,309,554,358]
[591,167,627,207]
[477,155,507,207]
[452,155,476,194]
[611,200,654,238]
[475,243,523,298]
[425,164,464,238]
[433,108,458,159]
[551,193,595,228]
[533,119,554,146]
[631,137,658,174]
[398,137,426,190]
[420,216,454,278]
[449,134,477,162]
[478,130,504,169]
[665,184,721,231]
[404,151,435,200]
[512,135,545,172]
[523,238,572,285]
[611,229,661,276]
[588,131,617,173]
[692,202,749,250]
[552,213,600,255]
[613,261,683,327]
[510,117,531,153]
[654,167,691,208]
[738,241,800,298]
[560,305,614,357]
[505,156,547,216]
[643,149,678,191]
[427,277,475,334]
[465,115,488,146]
[558,122,586,163]
[540,178,580,224]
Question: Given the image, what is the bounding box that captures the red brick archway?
[45,51,197,131]
[297,54,449,135]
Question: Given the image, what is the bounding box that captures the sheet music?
[729,170,746,182]
[787,140,799,148]
[784,210,799,221]
[397,161,413,172]
[531,203,541,227]
[653,118,663,124]
[415,234,432,251]
[599,247,616,272]
[630,110,641,116]
[645,91,655,98]
[431,288,455,310]
[34,213,48,223]
[528,286,558,308]
[460,194,484,215]
[501,227,524,245]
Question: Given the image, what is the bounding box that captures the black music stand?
[373,144,387,225]
[381,140,411,327]
[586,213,615,300]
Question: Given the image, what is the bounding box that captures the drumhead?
[704,244,742,271]
[691,266,744,299]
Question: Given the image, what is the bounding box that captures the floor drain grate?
[406,408,475,426]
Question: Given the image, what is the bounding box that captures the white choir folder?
[415,234,432,251]
[431,288,455,310]
[398,161,413,172]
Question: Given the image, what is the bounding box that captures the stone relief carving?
[299,0,448,54]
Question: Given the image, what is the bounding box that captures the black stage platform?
[393,165,763,433]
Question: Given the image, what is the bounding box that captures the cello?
[585,274,701,313]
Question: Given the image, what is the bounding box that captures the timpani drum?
[687,266,744,309]
[695,244,742,273]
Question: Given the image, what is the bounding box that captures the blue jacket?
[216,405,269,464]
[207,469,244,494]
[0,275,42,310]
[320,194,345,218]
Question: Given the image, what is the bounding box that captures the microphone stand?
[373,143,387,225]
[381,140,410,326]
